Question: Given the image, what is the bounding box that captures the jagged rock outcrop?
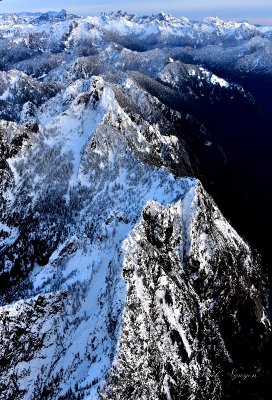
[102,186,270,400]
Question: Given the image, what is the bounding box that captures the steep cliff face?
[0,10,271,400]
[102,186,270,400]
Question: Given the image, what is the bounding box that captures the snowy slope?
[0,10,271,400]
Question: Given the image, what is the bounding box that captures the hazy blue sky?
[0,0,271,24]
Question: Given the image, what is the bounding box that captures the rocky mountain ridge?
[0,10,271,400]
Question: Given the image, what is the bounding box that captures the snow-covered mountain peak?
[0,8,271,400]
[33,9,78,23]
